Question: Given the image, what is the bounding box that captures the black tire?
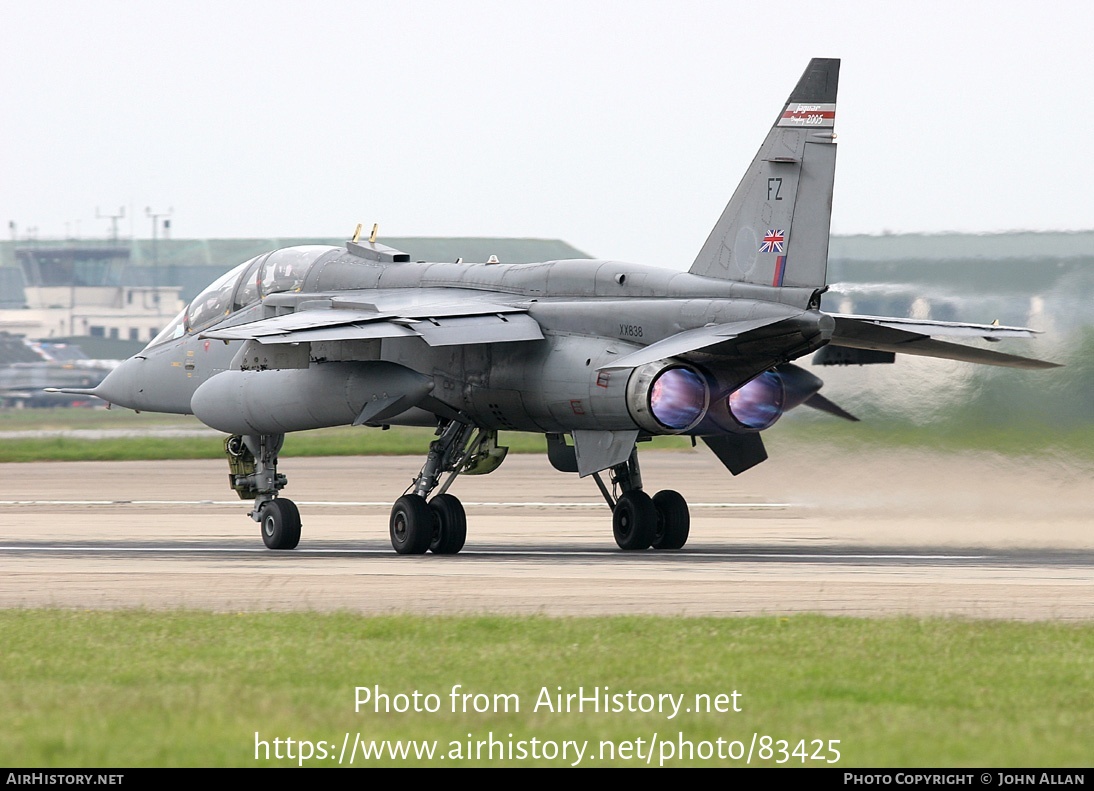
[259,498,301,550]
[429,493,467,555]
[612,490,657,550]
[389,494,433,555]
[652,489,690,550]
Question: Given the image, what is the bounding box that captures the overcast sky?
[2,0,1092,268]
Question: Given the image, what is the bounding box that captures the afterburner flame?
[649,367,708,430]
[727,371,785,429]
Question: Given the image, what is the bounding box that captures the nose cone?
[93,356,146,409]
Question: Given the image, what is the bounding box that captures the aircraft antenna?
[369,223,379,244]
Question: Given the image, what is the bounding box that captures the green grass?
[0,409,193,430]
[0,411,695,462]
[2,405,1092,463]
[0,612,1091,767]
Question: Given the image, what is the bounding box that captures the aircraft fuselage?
[98,255,830,436]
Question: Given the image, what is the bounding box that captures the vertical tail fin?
[690,58,839,290]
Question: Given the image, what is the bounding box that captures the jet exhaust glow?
[649,367,709,430]
[726,371,786,430]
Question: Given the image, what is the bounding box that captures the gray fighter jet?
[60,58,1057,554]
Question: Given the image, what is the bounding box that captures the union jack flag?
[759,229,785,253]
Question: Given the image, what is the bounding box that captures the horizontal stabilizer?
[829,316,1060,370]
[803,392,859,422]
[831,314,1042,340]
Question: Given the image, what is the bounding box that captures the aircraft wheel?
[390,494,433,555]
[612,490,657,551]
[652,489,690,550]
[429,493,467,555]
[259,498,301,550]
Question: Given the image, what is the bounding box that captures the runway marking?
[0,545,986,561]
[0,500,793,509]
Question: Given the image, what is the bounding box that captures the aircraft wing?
[828,314,1059,369]
[202,304,544,347]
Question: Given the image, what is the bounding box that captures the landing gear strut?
[225,434,301,550]
[593,448,690,551]
[389,422,502,555]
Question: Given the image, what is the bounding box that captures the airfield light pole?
[96,206,125,243]
[146,207,172,315]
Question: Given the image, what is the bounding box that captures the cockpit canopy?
[145,245,339,348]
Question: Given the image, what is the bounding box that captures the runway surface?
[1,449,1091,620]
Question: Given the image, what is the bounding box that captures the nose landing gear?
[225,434,300,550]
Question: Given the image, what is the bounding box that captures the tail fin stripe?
[779,103,836,127]
[772,255,787,287]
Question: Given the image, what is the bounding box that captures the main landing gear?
[591,449,690,551]
[224,426,685,554]
[388,421,506,556]
[225,434,300,550]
